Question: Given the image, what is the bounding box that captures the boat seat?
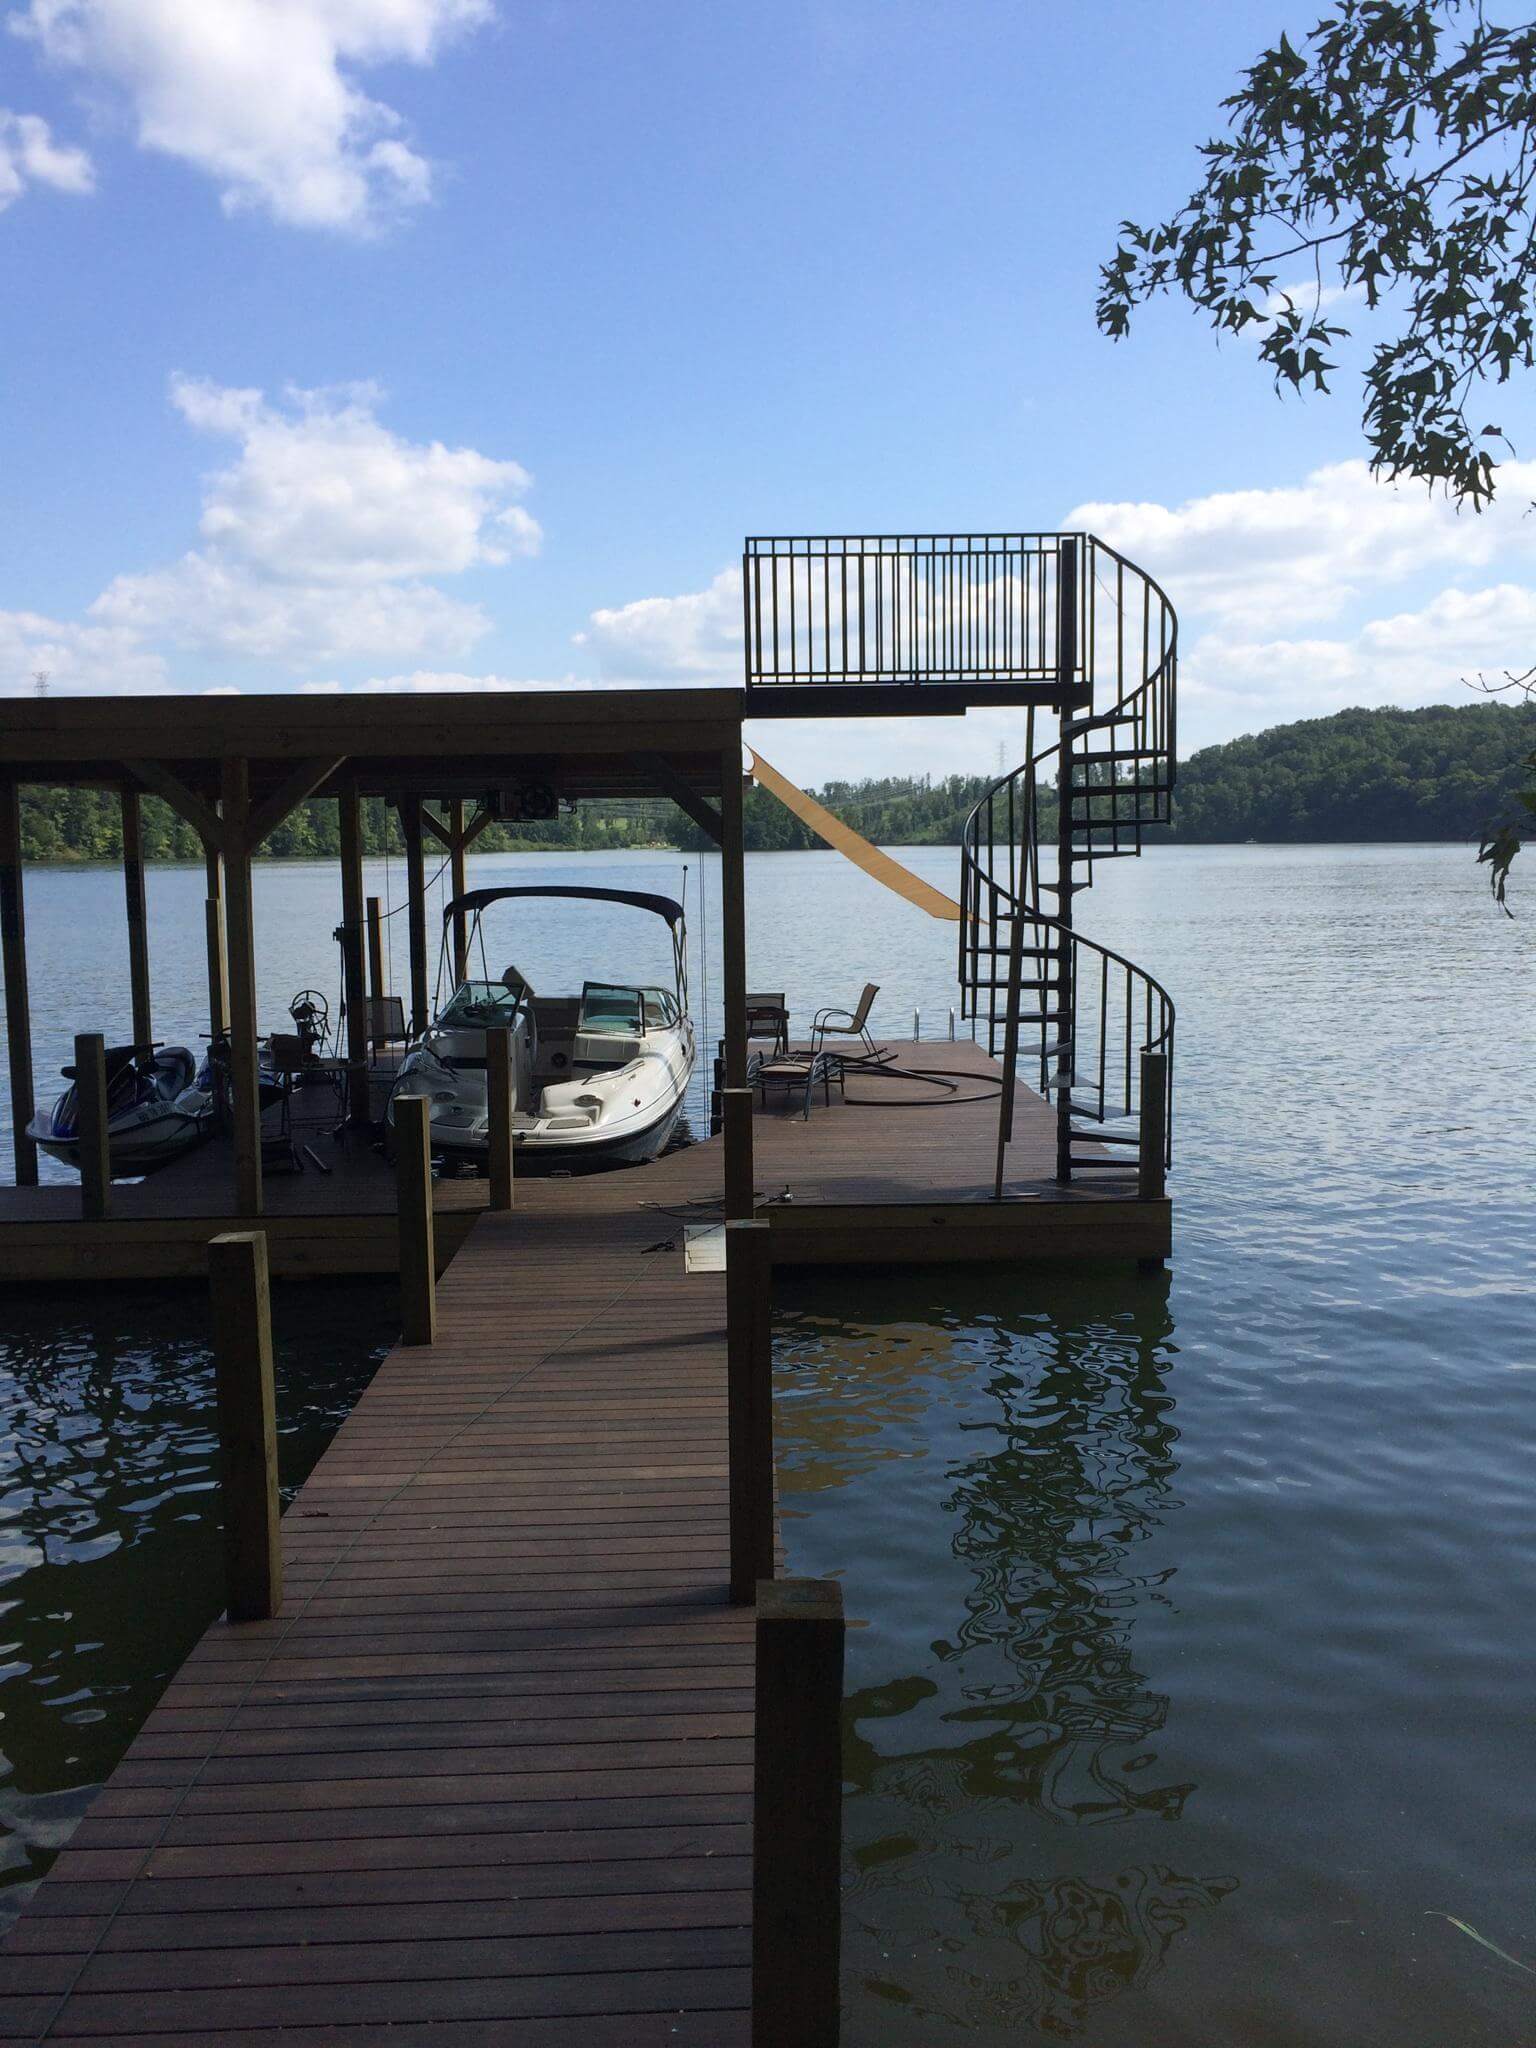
[573,1032,645,1067]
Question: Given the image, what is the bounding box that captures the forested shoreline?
[15,701,1534,859]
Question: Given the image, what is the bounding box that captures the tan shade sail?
[747,747,962,923]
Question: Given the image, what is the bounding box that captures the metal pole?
[1054,537,1080,1184]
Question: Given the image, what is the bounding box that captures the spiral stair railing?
[959,534,1177,1185]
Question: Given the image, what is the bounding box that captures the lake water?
[0,841,1532,2046]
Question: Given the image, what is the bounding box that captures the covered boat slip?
[0,683,1169,1277]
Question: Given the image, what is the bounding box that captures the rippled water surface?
[0,842,1531,2041]
[0,1281,396,1921]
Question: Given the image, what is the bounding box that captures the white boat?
[387,885,697,1169]
[27,1043,211,1177]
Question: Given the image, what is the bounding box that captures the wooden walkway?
[0,1185,751,2043]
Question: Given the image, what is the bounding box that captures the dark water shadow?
[0,1279,396,1923]
[773,1264,1236,2043]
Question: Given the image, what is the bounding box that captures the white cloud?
[12,0,492,233]
[0,108,93,209]
[1183,582,1536,744]
[90,377,538,664]
[0,605,168,695]
[578,568,744,682]
[1069,459,1536,633]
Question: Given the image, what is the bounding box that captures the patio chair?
[745,991,789,1055]
[809,983,892,1068]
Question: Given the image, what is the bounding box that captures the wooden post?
[204,835,229,1042]
[726,1218,774,1604]
[366,894,386,1026]
[396,1093,436,1344]
[220,759,263,1217]
[400,796,430,1034]
[753,1577,845,2048]
[74,1032,111,1221]
[338,787,369,1124]
[1138,1049,1168,1203]
[485,1024,515,1210]
[720,753,748,1090]
[208,1231,282,1622]
[120,789,152,1047]
[0,776,37,1186]
[450,797,469,985]
[722,1084,754,1221]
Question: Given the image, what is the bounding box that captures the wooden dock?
[0,1046,1168,2041]
[0,1174,752,2042]
[0,1040,1168,1283]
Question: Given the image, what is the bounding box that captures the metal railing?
[743,532,1090,688]
[959,534,1178,1179]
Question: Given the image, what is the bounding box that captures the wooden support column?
[204,835,229,1042]
[722,1085,754,1221]
[74,1033,111,1221]
[450,798,469,984]
[220,759,263,1217]
[485,1024,515,1210]
[0,777,36,1186]
[753,1577,846,2048]
[726,1218,774,1604]
[396,1094,436,1345]
[399,796,430,1035]
[366,896,386,1022]
[338,787,369,1124]
[720,750,748,1091]
[209,1231,282,1622]
[120,789,151,1047]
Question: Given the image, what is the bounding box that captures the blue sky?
[3,0,1534,783]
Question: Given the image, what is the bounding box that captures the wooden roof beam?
[641,753,722,845]
[246,756,346,849]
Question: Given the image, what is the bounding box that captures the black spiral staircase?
[959,535,1177,1186]
[740,529,1176,1192]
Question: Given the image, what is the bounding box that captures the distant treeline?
[14,774,1004,862]
[1154,701,1536,843]
[14,702,1534,860]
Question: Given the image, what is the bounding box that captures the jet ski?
[28,1043,211,1178]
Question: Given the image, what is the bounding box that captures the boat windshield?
[437,980,527,1028]
[579,983,646,1034]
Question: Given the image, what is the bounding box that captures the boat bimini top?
[441,885,689,1013]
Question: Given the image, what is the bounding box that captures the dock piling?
[753,1575,846,2047]
[396,1093,437,1344]
[485,1025,515,1210]
[726,1218,774,1604]
[74,1032,111,1221]
[208,1230,282,1622]
[722,1084,754,1220]
[1138,1049,1168,1202]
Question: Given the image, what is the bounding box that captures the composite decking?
[0,1044,1168,2041]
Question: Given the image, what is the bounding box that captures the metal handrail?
[959,533,1178,1178]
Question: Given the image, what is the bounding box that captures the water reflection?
[775,1271,1236,2043]
[0,1282,394,1919]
